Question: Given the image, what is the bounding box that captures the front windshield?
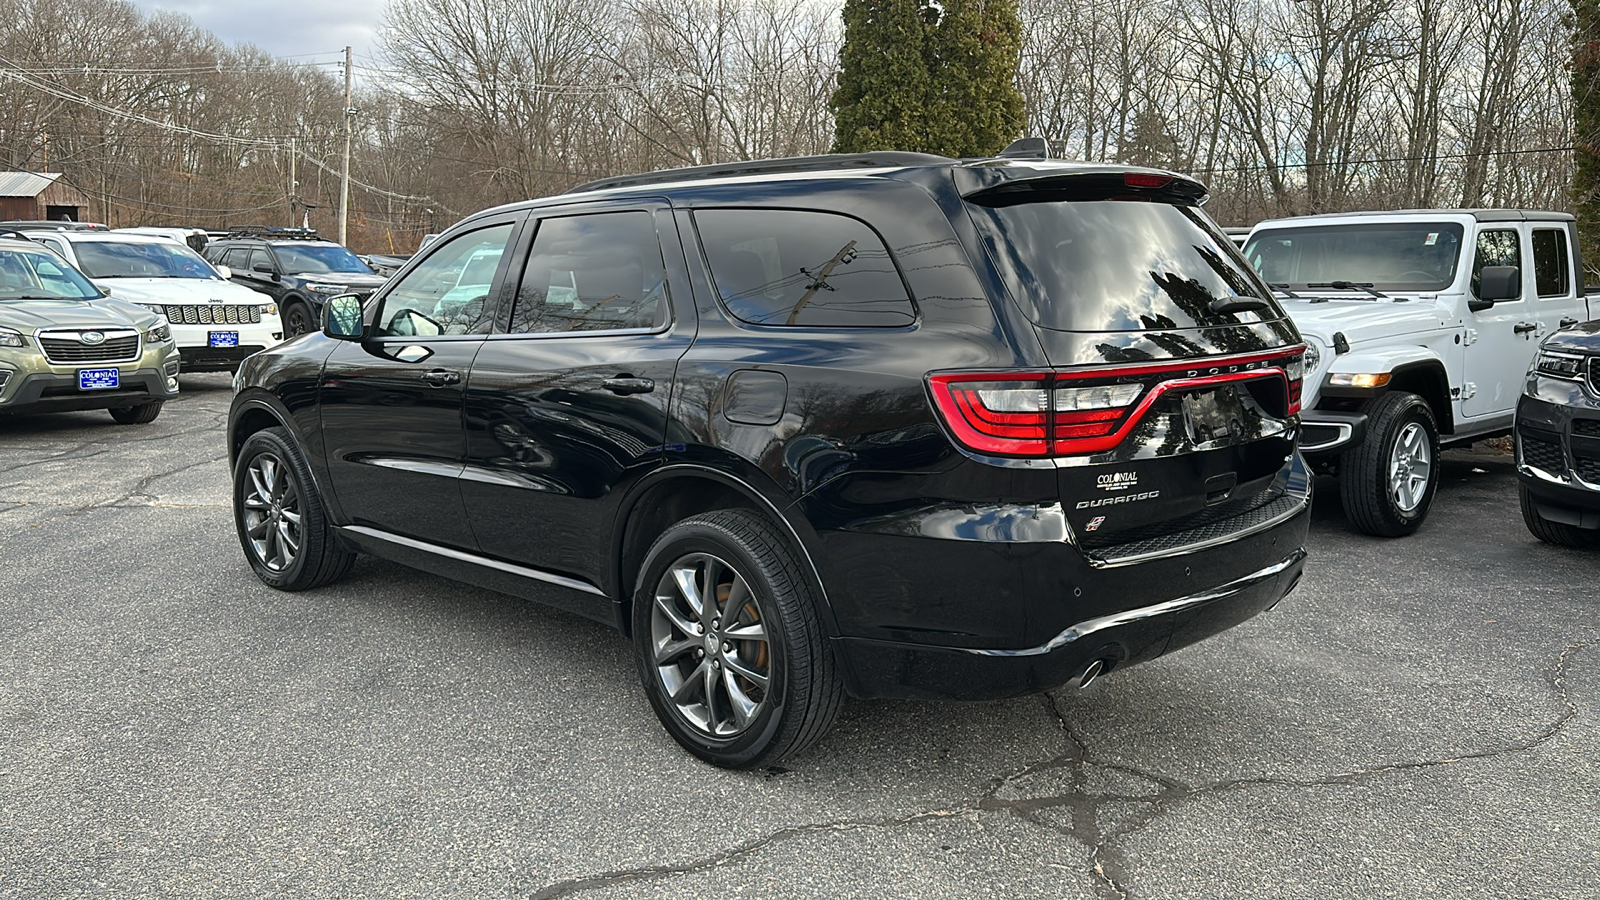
[0,248,102,300]
[1243,223,1465,292]
[72,239,218,280]
[273,244,373,275]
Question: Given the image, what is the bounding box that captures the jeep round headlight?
[1302,340,1322,375]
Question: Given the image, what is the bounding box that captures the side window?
[507,212,668,335]
[1471,229,1521,300]
[1531,229,1571,298]
[373,223,515,338]
[248,248,274,274]
[695,209,915,328]
[222,248,248,269]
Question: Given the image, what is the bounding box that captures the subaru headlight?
[0,327,25,348]
[1533,348,1585,380]
[146,319,172,343]
[305,282,347,295]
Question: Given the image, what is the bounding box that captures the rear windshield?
[1242,222,1464,291]
[968,200,1281,332]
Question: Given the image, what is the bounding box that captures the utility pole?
[287,132,297,228]
[338,45,352,246]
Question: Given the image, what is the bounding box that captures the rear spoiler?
[954,164,1208,207]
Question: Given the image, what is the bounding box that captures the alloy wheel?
[649,552,771,738]
[241,452,303,572]
[1387,421,1432,513]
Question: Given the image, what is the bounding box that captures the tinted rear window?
[695,209,915,328]
[968,200,1280,332]
[1242,222,1465,292]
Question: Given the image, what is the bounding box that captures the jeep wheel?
[1339,391,1440,537]
[282,300,314,338]
[234,426,355,590]
[1519,485,1594,547]
[109,401,163,425]
[633,510,843,768]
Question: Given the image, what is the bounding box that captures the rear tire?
[233,426,355,590]
[109,401,163,425]
[632,509,843,768]
[1519,485,1594,547]
[1339,391,1439,537]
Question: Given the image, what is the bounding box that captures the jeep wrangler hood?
[1279,299,1445,346]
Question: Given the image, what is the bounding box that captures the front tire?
[109,401,163,425]
[632,510,843,768]
[282,300,315,338]
[1339,391,1440,537]
[1519,485,1595,547]
[233,426,355,590]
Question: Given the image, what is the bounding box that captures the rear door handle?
[1513,322,1537,334]
[602,376,655,395]
[419,369,461,386]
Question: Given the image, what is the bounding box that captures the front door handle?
[1513,322,1537,334]
[602,376,655,395]
[1561,317,1581,328]
[419,369,461,386]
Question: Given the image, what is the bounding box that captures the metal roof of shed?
[0,172,63,197]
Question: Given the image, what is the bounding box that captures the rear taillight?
[928,346,1306,458]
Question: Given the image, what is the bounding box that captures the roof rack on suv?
[567,152,953,194]
[223,225,322,241]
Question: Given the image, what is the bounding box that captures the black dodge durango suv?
[227,151,1311,767]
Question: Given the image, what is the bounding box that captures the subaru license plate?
[209,331,239,348]
[79,368,119,391]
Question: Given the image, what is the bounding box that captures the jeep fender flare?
[1322,346,1454,434]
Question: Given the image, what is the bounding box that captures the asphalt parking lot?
[1,373,1596,899]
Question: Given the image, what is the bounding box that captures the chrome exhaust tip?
[1072,658,1106,690]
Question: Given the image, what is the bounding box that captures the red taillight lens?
[929,346,1307,458]
[1124,172,1171,189]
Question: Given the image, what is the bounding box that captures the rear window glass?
[1242,222,1465,292]
[695,209,915,328]
[969,200,1281,332]
[1532,229,1571,298]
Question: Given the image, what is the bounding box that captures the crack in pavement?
[524,642,1588,900]
[525,808,977,899]
[986,640,1590,900]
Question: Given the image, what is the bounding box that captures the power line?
[1199,145,1572,176]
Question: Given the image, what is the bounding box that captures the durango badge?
[1077,490,1161,509]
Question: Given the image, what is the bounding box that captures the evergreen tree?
[831,0,935,153]
[832,0,1024,157]
[1573,0,1600,278]
[924,0,1026,158]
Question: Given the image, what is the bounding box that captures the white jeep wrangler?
[1243,210,1598,536]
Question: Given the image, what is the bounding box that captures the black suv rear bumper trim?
[833,548,1306,700]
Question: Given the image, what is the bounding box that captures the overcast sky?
[130,1,387,61]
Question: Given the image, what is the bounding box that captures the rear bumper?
[835,548,1306,700]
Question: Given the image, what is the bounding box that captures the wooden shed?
[0,172,91,222]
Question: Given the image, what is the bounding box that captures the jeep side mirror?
[214,265,232,280]
[1472,265,1520,311]
[323,294,366,340]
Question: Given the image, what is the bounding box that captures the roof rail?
[223,225,322,241]
[566,152,953,194]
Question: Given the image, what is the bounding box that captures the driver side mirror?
[1471,265,1520,311]
[323,294,366,341]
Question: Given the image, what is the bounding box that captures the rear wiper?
[1210,295,1272,314]
[1306,281,1387,299]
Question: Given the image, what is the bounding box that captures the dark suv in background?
[1516,322,1600,546]
[228,151,1311,767]
[204,228,387,337]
